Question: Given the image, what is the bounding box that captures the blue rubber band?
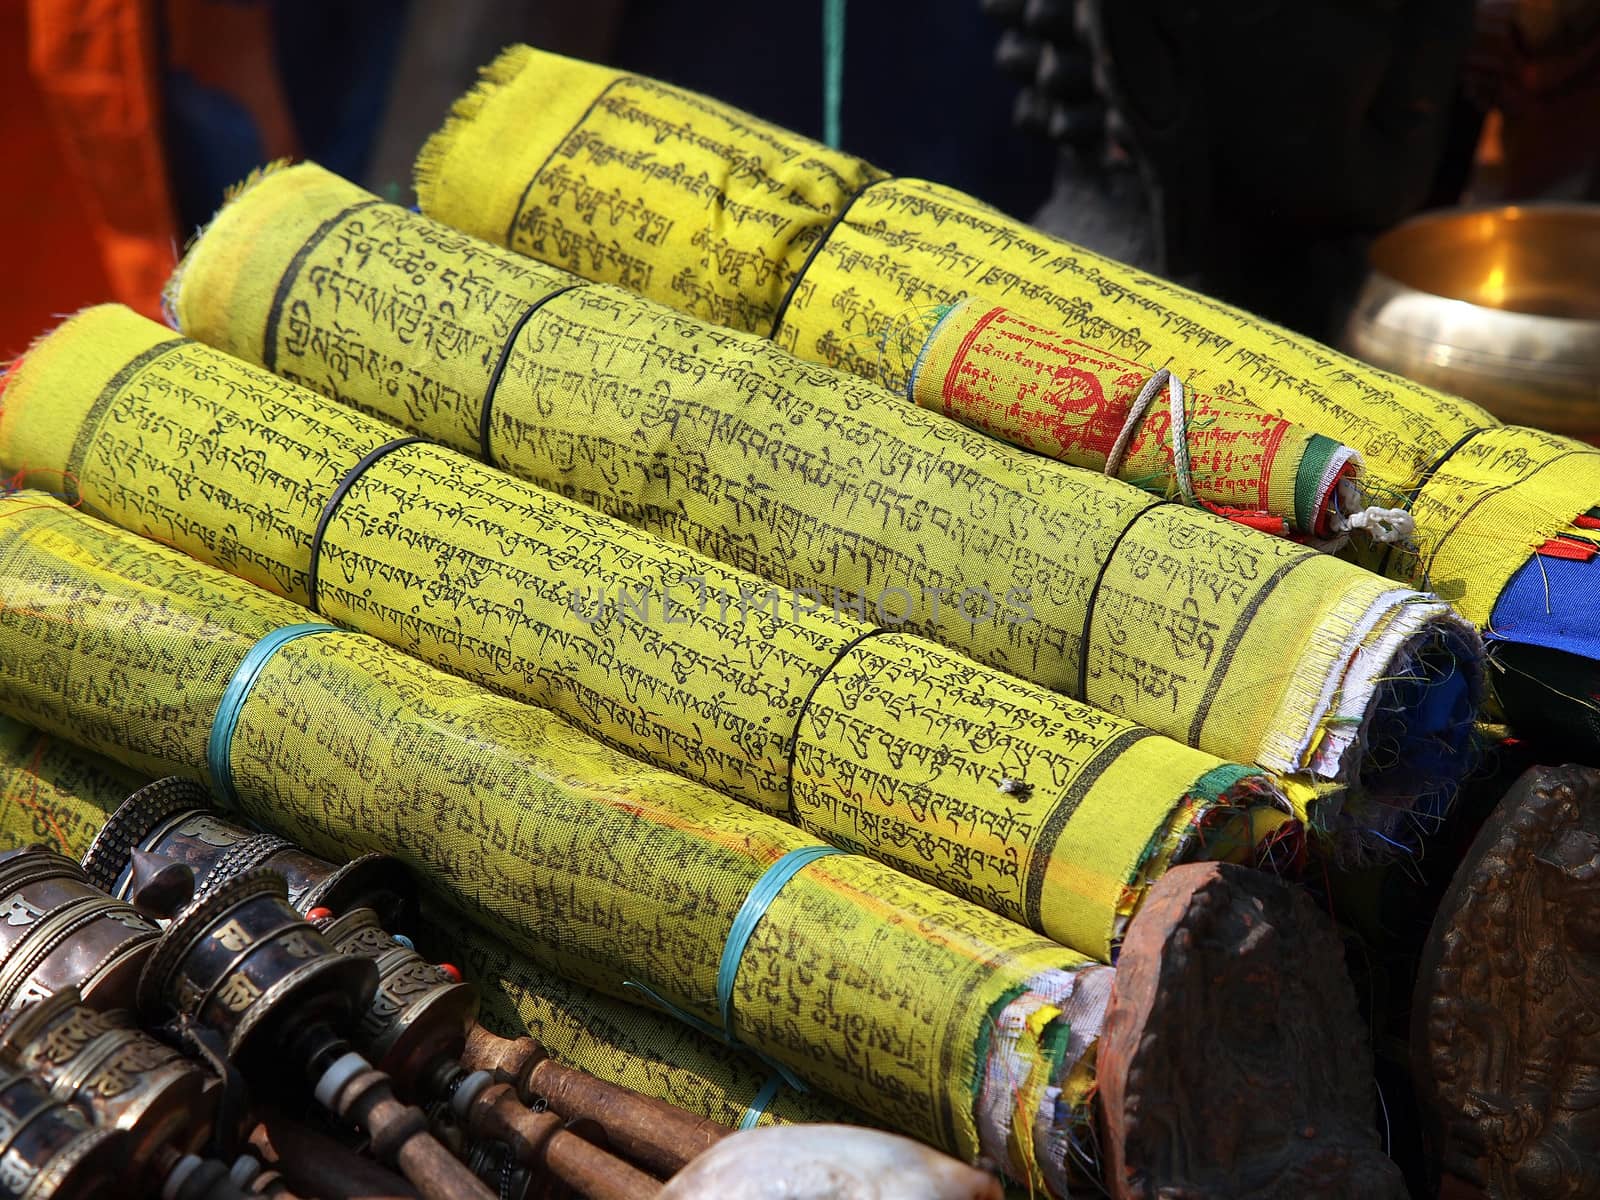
[718,845,845,1035]
[207,623,338,804]
[739,1074,786,1131]
[620,981,728,1045]
[622,844,846,1095]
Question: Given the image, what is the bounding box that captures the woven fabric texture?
[0,492,1113,1193]
[2,303,1299,960]
[410,45,1594,644]
[167,165,1481,849]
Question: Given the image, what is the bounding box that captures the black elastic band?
[306,436,422,612]
[784,626,902,816]
[63,338,187,508]
[1403,427,1491,511]
[766,176,893,341]
[1378,426,1490,576]
[479,283,585,466]
[261,199,382,373]
[1076,501,1175,700]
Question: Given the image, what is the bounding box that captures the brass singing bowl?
[1342,205,1600,436]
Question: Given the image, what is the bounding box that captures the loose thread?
[1327,477,1414,546]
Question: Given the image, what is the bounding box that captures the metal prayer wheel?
[0,987,219,1179]
[135,872,489,1200]
[0,850,160,1012]
[306,912,662,1200]
[82,778,416,933]
[318,908,477,1092]
[158,1150,291,1200]
[294,907,658,1200]
[308,911,582,1199]
[0,1062,131,1199]
[136,870,376,1074]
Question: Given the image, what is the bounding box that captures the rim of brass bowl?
[1345,204,1600,435]
[1372,205,1600,321]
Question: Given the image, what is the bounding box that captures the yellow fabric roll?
[0,737,862,1133]
[0,718,139,856]
[420,907,868,1132]
[1,303,1289,961]
[0,720,862,1134]
[168,163,1480,845]
[0,492,1108,1193]
[412,44,1600,631]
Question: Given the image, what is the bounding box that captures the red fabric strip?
[1536,537,1597,562]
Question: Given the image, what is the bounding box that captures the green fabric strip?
[1294,434,1344,531]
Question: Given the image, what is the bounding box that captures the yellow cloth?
[169,163,1479,846]
[0,719,862,1133]
[0,717,139,855]
[0,492,1108,1193]
[421,907,868,1131]
[0,306,1289,962]
[412,45,1600,630]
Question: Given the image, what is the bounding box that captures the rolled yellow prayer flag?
[166,164,1480,845]
[0,492,1108,1194]
[411,44,1600,647]
[1,304,1295,961]
[0,718,140,856]
[0,720,860,1132]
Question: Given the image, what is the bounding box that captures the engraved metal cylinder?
[0,850,160,1011]
[82,778,416,932]
[137,871,377,1076]
[319,908,477,1093]
[0,1063,131,1198]
[0,988,219,1179]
